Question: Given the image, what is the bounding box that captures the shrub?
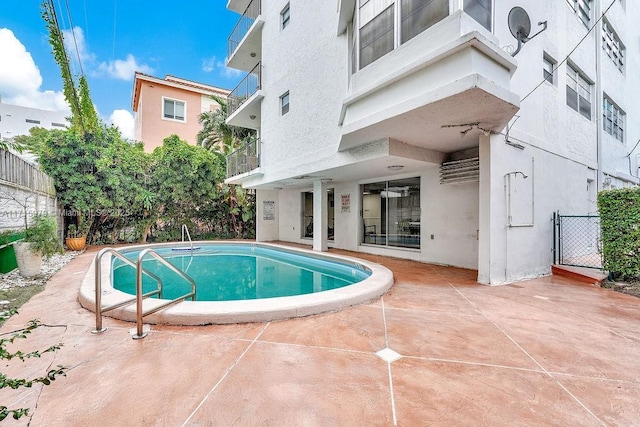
[597,187,640,280]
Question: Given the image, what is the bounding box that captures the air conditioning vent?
[440,157,480,185]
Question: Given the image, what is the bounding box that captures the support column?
[478,134,508,285]
[313,180,328,252]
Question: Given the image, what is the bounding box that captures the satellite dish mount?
[508,7,547,57]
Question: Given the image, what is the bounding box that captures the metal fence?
[228,63,261,117]
[553,213,602,269]
[226,138,260,178]
[227,0,261,59]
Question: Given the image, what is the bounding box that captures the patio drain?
[376,348,402,363]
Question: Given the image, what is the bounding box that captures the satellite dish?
[509,7,531,41]
[507,7,547,57]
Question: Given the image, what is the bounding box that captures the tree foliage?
[0,310,67,421]
[197,95,255,154]
[597,187,640,280]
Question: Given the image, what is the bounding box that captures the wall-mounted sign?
[263,200,275,220]
[341,194,350,213]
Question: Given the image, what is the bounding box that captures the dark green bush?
[597,187,640,280]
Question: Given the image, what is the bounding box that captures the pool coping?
[78,241,394,325]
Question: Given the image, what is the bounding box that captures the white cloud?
[202,55,243,78]
[109,109,134,140]
[0,28,70,112]
[98,54,153,81]
[61,26,94,70]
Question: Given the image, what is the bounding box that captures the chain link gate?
[553,212,602,269]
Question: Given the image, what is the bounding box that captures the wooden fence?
[0,148,56,196]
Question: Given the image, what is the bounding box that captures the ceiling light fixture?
[388,165,404,171]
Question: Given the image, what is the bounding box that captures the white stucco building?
[224,0,639,284]
[0,99,69,141]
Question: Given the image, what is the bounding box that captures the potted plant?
[65,223,87,251]
[13,214,63,277]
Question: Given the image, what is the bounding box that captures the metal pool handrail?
[133,248,197,339]
[181,224,193,251]
[92,248,163,334]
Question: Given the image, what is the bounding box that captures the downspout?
[595,0,604,191]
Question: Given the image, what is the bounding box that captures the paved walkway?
[1,246,639,426]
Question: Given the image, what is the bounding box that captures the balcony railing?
[228,62,261,117]
[227,138,260,178]
[228,0,261,59]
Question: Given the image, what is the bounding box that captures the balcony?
[227,63,264,130]
[226,138,260,179]
[339,10,519,154]
[227,0,263,72]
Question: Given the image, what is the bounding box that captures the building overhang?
[234,138,447,190]
[226,90,264,130]
[338,14,520,154]
[227,17,264,72]
[226,0,252,14]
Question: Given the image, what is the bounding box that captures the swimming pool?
[112,244,371,301]
[79,242,394,325]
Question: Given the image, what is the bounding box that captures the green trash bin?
[0,231,25,274]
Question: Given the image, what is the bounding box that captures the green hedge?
[597,187,640,280]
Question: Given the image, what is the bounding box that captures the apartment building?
[224,0,639,284]
[0,98,69,141]
[132,73,231,152]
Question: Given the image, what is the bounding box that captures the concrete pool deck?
[1,244,639,426]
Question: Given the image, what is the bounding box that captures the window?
[401,0,448,44]
[464,0,492,31]
[543,54,555,84]
[25,119,40,124]
[566,0,591,27]
[280,91,289,115]
[354,0,454,70]
[302,191,334,240]
[281,3,290,29]
[163,98,186,121]
[602,19,624,71]
[566,65,591,120]
[359,4,395,69]
[362,177,420,249]
[603,96,625,142]
[51,122,66,128]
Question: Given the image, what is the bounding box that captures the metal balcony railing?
[228,62,261,117]
[228,0,261,59]
[227,138,260,178]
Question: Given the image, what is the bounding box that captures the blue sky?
[0,0,242,138]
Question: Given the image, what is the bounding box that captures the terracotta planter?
[14,242,43,277]
[65,236,86,251]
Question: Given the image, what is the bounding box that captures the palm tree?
[197,95,255,155]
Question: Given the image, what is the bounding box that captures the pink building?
[132,73,230,152]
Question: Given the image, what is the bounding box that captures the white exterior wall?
[233,0,640,284]
[258,0,347,183]
[0,102,69,140]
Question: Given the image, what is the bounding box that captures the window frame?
[361,177,421,250]
[602,19,624,72]
[566,64,592,120]
[603,96,625,143]
[162,97,187,122]
[354,0,453,71]
[463,0,493,32]
[280,91,290,116]
[281,3,290,30]
[566,0,592,28]
[543,54,556,85]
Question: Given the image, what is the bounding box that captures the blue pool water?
[112,244,371,302]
